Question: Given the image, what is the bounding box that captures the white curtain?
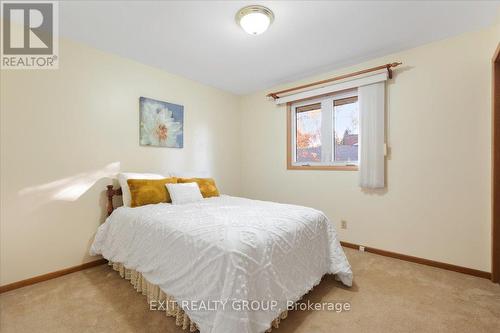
[274,72,387,105]
[359,82,385,188]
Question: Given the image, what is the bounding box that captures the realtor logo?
[1,1,58,69]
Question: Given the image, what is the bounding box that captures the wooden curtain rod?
[267,62,402,99]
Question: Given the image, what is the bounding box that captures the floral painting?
[139,97,183,148]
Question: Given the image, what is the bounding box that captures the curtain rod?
[267,62,402,100]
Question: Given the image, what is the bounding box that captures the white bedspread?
[90,195,352,333]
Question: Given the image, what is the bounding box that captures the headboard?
[106,185,122,216]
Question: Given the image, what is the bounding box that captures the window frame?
[287,89,359,171]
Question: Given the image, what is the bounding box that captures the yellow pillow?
[178,178,219,198]
[127,178,177,207]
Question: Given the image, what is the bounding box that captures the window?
[334,96,359,164]
[288,90,359,170]
[295,103,322,163]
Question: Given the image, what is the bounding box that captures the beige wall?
[0,39,241,285]
[240,26,499,272]
[1,24,499,286]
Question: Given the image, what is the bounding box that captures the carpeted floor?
[1,248,499,333]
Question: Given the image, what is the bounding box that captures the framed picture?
[139,97,184,148]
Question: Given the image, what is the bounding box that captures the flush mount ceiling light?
[236,5,274,35]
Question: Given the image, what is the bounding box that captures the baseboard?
[1,243,491,293]
[340,241,491,279]
[0,259,108,294]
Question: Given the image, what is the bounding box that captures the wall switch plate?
[341,220,347,229]
[359,246,365,252]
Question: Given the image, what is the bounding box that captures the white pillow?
[117,172,166,207]
[166,183,203,205]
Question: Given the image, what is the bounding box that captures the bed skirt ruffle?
[109,261,288,332]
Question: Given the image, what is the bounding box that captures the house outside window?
[288,90,359,170]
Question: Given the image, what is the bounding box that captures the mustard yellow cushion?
[127,178,177,207]
[177,178,219,198]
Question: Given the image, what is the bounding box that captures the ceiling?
[60,1,499,95]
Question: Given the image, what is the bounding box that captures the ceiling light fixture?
[236,5,274,35]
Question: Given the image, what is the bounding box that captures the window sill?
[287,164,358,171]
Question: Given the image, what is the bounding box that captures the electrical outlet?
[359,246,365,252]
[341,220,347,229]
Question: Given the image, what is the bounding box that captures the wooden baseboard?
[340,241,491,279]
[1,242,492,293]
[0,259,108,294]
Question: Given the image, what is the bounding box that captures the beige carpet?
[1,248,499,333]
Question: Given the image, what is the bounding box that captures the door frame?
[493,43,500,283]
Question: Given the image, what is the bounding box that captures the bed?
[90,185,352,333]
